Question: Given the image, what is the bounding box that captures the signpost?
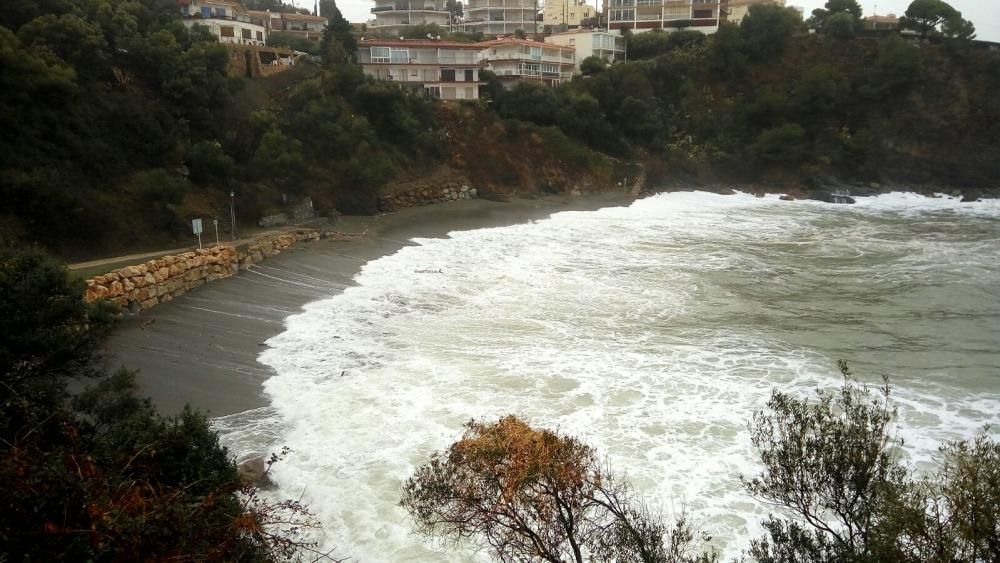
[213,218,220,245]
[192,218,203,249]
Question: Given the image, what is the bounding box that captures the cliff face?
[378,104,618,208]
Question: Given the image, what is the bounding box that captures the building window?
[465,86,474,99]
[201,6,212,17]
[692,9,713,18]
[256,31,263,40]
[464,69,474,81]
[216,7,226,17]
[442,68,456,81]
[371,46,390,63]
[569,38,575,46]
[220,26,235,37]
[390,47,409,63]
[242,28,251,39]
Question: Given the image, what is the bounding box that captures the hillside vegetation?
[487,4,1000,192]
[1,0,998,261]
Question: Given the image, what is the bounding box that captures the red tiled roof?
[359,38,485,49]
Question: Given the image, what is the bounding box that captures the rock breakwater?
[378,182,478,212]
[83,230,320,313]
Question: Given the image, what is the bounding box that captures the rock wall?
[83,230,320,312]
[378,182,477,212]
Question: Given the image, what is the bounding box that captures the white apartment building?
[544,28,625,69]
[541,0,595,29]
[458,0,541,36]
[358,39,484,100]
[177,0,268,45]
[369,0,451,34]
[722,0,784,25]
[477,38,575,87]
[606,0,721,33]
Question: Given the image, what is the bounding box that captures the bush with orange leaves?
[401,416,717,563]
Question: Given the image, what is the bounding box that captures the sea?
[215,191,1000,561]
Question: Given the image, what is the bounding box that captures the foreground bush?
[405,366,999,562]
[401,416,716,563]
[745,361,1000,563]
[0,243,324,561]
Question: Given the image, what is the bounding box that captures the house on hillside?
[368,0,452,34]
[544,28,625,69]
[476,38,575,87]
[177,0,268,45]
[542,0,595,30]
[863,14,900,31]
[606,0,722,33]
[271,12,329,38]
[721,0,785,25]
[246,10,329,40]
[358,39,485,100]
[457,0,541,35]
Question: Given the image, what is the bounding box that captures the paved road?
[68,218,329,275]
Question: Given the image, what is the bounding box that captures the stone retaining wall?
[83,229,320,312]
[378,182,477,212]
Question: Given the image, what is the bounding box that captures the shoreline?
[104,192,635,417]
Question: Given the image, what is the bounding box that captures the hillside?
[1,1,998,261]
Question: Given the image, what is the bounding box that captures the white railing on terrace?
[482,53,572,64]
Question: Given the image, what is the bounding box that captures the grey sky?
[291,0,999,42]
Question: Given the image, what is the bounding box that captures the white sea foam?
[223,191,1000,561]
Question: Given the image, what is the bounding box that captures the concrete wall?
[83,230,321,313]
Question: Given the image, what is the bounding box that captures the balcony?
[370,3,447,12]
[182,14,266,27]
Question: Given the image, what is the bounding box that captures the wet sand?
[104,193,634,416]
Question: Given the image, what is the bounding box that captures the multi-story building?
[541,0,595,29]
[544,28,624,69]
[476,38,575,87]
[606,0,721,33]
[358,39,484,99]
[270,12,329,38]
[369,0,451,34]
[459,0,541,36]
[177,0,268,45]
[721,0,784,25]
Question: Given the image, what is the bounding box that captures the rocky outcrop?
[83,229,321,313]
[378,182,478,212]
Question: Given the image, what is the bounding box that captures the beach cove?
[104,193,635,416]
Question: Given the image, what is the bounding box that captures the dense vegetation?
[404,364,1000,562]
[1,0,998,256]
[486,1,1000,190]
[0,243,323,560]
[0,0,439,259]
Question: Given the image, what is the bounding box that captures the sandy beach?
[104,193,635,417]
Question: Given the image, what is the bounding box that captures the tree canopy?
[401,416,716,563]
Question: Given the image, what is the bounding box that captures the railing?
[371,4,447,11]
[183,14,266,27]
[482,53,572,64]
